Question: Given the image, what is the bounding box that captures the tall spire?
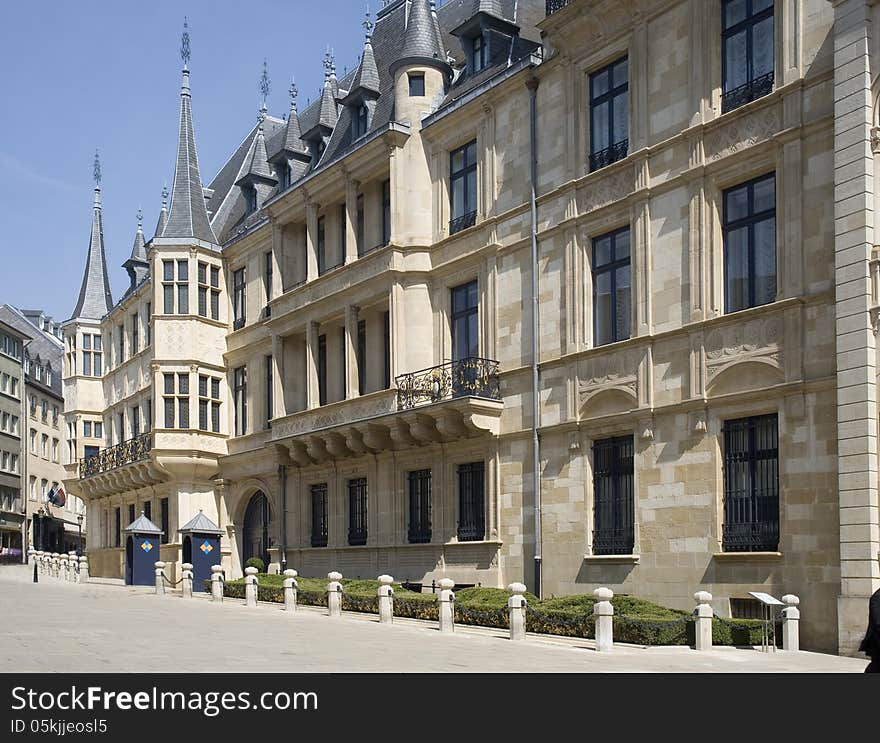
[71,151,113,321]
[123,208,149,291]
[154,184,168,238]
[259,58,270,120]
[317,48,338,130]
[349,8,380,94]
[162,18,217,244]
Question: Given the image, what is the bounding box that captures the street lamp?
[36,507,44,551]
[77,513,84,556]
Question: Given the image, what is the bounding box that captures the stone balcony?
[270,358,503,464]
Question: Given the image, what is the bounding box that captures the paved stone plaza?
[0,566,869,673]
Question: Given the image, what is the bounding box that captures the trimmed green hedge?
[202,574,767,646]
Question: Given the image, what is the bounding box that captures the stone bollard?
[283,569,299,612]
[327,571,343,617]
[593,587,614,652]
[181,563,193,599]
[60,554,68,580]
[781,594,800,652]
[40,551,47,576]
[52,553,60,578]
[210,565,224,602]
[438,578,456,633]
[154,561,166,595]
[508,582,528,641]
[35,551,42,575]
[378,575,394,624]
[78,555,89,583]
[68,552,78,582]
[245,566,259,607]
[694,591,713,651]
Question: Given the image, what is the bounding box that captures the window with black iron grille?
[722,0,774,114]
[593,227,631,346]
[449,140,477,234]
[311,483,328,547]
[592,435,634,555]
[457,461,485,541]
[233,268,246,330]
[724,173,776,313]
[589,57,628,171]
[348,477,367,546]
[114,508,121,547]
[160,498,169,544]
[722,414,779,552]
[408,469,432,543]
[318,334,327,406]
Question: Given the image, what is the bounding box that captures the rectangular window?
[356,194,364,256]
[589,56,628,171]
[457,462,485,541]
[41,434,48,458]
[233,268,246,329]
[177,260,189,314]
[144,500,152,522]
[383,311,391,389]
[592,227,631,346]
[81,333,102,377]
[210,266,220,320]
[722,414,779,552]
[355,104,368,138]
[449,140,477,234]
[198,375,219,432]
[118,324,125,363]
[198,262,209,317]
[338,204,346,263]
[382,180,391,246]
[722,0,774,113]
[146,302,152,346]
[131,313,139,356]
[592,435,635,555]
[211,378,220,433]
[264,251,273,317]
[724,173,776,313]
[83,421,92,438]
[357,319,366,396]
[317,216,326,275]
[162,372,190,429]
[408,469,432,543]
[347,477,368,546]
[317,334,327,406]
[160,497,169,544]
[451,280,479,361]
[117,413,124,443]
[131,406,140,438]
[472,34,486,73]
[128,504,135,528]
[51,439,58,463]
[114,507,121,548]
[95,421,102,439]
[310,483,328,547]
[265,355,273,428]
[145,399,152,433]
[234,366,247,436]
[408,72,425,96]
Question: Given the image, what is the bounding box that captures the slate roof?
[396,0,449,73]
[70,186,114,322]
[123,512,163,534]
[162,67,218,244]
[348,36,380,96]
[179,510,223,535]
[0,305,62,397]
[236,118,276,185]
[128,219,147,263]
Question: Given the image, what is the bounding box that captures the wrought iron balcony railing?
[80,432,152,479]
[589,139,629,172]
[722,519,779,553]
[449,210,477,235]
[233,316,246,331]
[545,0,573,14]
[721,71,774,114]
[396,357,501,410]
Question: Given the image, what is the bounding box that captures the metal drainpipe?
[278,463,287,573]
[526,75,541,599]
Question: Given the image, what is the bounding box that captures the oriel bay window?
[198,262,220,320]
[198,375,221,433]
[457,461,485,541]
[232,268,246,330]
[592,435,635,555]
[311,483,328,547]
[723,173,776,313]
[348,477,368,546]
[593,227,631,346]
[722,0,774,114]
[162,259,189,314]
[722,414,779,552]
[163,373,190,429]
[81,333,102,377]
[589,57,628,171]
[233,366,247,436]
[449,140,477,234]
[408,469,432,544]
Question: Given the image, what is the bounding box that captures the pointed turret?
[282,80,308,155]
[391,0,451,78]
[302,49,339,162]
[346,11,380,97]
[236,111,277,187]
[154,184,169,238]
[123,209,149,292]
[162,19,217,244]
[70,151,114,322]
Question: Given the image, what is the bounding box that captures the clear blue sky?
[0,0,376,322]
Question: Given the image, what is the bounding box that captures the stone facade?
[62,0,880,654]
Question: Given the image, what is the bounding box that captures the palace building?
[62,0,880,654]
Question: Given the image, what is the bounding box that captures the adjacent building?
[62,0,880,654]
[0,317,28,559]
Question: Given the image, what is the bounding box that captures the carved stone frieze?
[704,316,782,384]
[705,106,779,162]
[579,166,635,215]
[271,392,397,439]
[578,347,641,407]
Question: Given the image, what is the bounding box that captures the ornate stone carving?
[271,392,397,439]
[704,316,783,384]
[579,166,635,215]
[578,347,640,407]
[705,106,779,162]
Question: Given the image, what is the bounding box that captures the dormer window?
[473,35,486,73]
[354,105,369,138]
[279,163,293,190]
[408,73,425,97]
[245,186,258,215]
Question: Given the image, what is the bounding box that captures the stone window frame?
[706,400,784,555]
[581,423,641,559]
[395,450,438,545]
[445,448,498,545]
[704,151,782,319]
[429,124,481,242]
[433,260,492,371]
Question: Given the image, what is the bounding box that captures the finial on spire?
[161,183,168,208]
[181,17,191,67]
[137,208,143,230]
[363,5,374,39]
[323,46,334,80]
[289,78,298,111]
[260,59,270,106]
[93,150,101,187]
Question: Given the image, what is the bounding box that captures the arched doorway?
[242,491,270,570]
